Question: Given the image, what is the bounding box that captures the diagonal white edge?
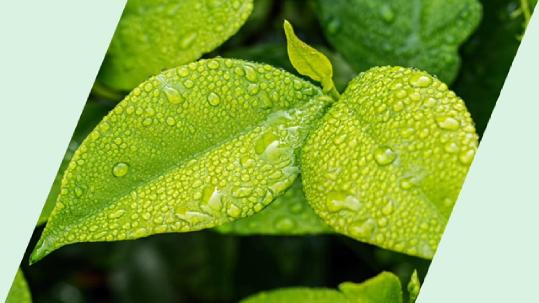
[0,1,126,301]
[418,9,539,303]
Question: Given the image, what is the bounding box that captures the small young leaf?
[31,59,331,263]
[283,20,338,97]
[37,102,112,225]
[314,0,482,83]
[407,270,420,303]
[301,66,478,259]
[240,271,402,303]
[216,178,331,235]
[98,0,253,91]
[6,270,32,303]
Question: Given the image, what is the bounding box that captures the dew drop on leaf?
[373,146,397,166]
[112,162,129,177]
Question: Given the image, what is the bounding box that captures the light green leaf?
[6,270,32,303]
[98,0,253,91]
[407,270,420,303]
[216,178,331,235]
[37,102,112,225]
[283,20,338,98]
[31,58,331,263]
[301,66,478,259]
[240,271,402,303]
[314,0,482,83]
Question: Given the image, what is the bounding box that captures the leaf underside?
[98,0,253,90]
[314,0,482,83]
[240,271,402,303]
[301,66,478,259]
[32,58,331,263]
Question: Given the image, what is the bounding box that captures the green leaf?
[37,102,112,225]
[301,66,478,259]
[314,0,482,83]
[240,271,402,303]
[216,178,331,235]
[225,42,356,92]
[31,58,331,263]
[283,20,338,98]
[6,270,32,303]
[98,0,253,91]
[407,270,420,303]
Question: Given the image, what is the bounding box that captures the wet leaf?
[31,58,331,263]
[216,178,331,235]
[6,270,32,303]
[98,0,253,91]
[37,102,112,225]
[283,20,337,95]
[301,67,478,259]
[314,0,482,83]
[239,271,402,303]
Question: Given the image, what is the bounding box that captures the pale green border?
[0,1,125,302]
[418,8,539,303]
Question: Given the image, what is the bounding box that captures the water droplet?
[108,209,125,219]
[207,60,220,69]
[180,32,197,49]
[184,79,194,88]
[227,204,242,218]
[444,142,459,153]
[400,177,414,189]
[166,117,176,126]
[275,217,295,231]
[326,191,360,212]
[207,92,221,106]
[459,149,475,165]
[74,186,84,197]
[255,131,279,155]
[409,73,432,88]
[244,65,257,82]
[373,146,396,166]
[202,186,222,211]
[112,162,129,177]
[435,116,460,130]
[164,87,183,104]
[349,219,376,238]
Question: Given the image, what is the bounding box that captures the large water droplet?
[108,209,125,219]
[326,191,360,212]
[244,65,257,82]
[255,131,279,155]
[348,219,376,238]
[164,87,183,104]
[207,60,220,69]
[112,162,129,177]
[459,149,475,165]
[207,92,221,106]
[409,73,432,88]
[373,146,396,166]
[435,116,460,130]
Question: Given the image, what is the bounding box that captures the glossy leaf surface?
[32,59,330,263]
[302,66,478,258]
[98,0,253,90]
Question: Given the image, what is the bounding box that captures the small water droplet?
[435,116,460,130]
[112,162,129,177]
[164,87,183,104]
[444,142,459,153]
[207,92,221,106]
[108,209,125,219]
[459,149,475,165]
[207,60,220,69]
[409,73,432,88]
[373,146,396,166]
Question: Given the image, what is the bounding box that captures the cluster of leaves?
[9,0,536,302]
